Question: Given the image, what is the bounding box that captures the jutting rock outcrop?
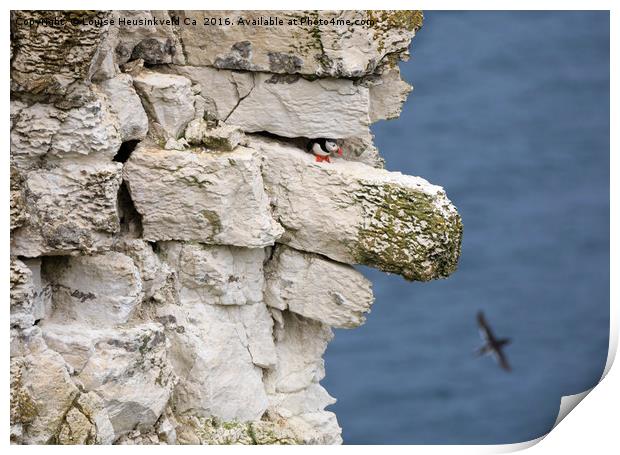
[10,10,462,445]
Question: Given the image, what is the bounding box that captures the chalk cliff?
[10,10,461,444]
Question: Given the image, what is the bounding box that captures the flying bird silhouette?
[476,311,512,372]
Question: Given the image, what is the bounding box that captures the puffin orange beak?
[337,147,343,156]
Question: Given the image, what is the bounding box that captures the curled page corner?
[494,390,593,454]
[549,331,619,431]
[495,435,546,453]
[552,389,592,430]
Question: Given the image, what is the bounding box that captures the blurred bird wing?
[477,311,495,342]
[494,349,512,372]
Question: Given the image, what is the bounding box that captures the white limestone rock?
[338,133,385,168]
[10,258,53,329]
[133,71,196,139]
[164,137,189,150]
[76,392,116,444]
[183,118,205,144]
[99,73,149,142]
[270,383,336,419]
[10,258,37,330]
[57,407,95,444]
[255,137,462,281]
[10,340,80,444]
[123,144,283,247]
[115,240,177,304]
[184,119,245,151]
[24,259,53,322]
[154,242,277,366]
[41,322,175,439]
[168,65,406,139]
[227,73,370,139]
[165,66,254,121]
[11,10,110,94]
[235,302,278,369]
[266,311,332,394]
[90,10,185,81]
[10,166,28,231]
[10,326,42,360]
[157,242,265,306]
[9,257,50,366]
[43,252,143,327]
[265,246,374,328]
[367,66,413,122]
[286,411,342,445]
[55,392,115,444]
[10,159,123,257]
[156,414,178,444]
[264,311,341,444]
[173,414,299,444]
[10,95,121,169]
[154,302,272,421]
[174,10,421,78]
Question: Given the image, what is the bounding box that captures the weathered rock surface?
[10,258,52,329]
[10,340,80,444]
[184,120,245,151]
[11,10,110,94]
[10,259,33,328]
[90,10,185,81]
[367,66,413,122]
[10,167,28,231]
[174,415,299,444]
[10,96,121,169]
[56,392,115,444]
[167,65,410,140]
[173,10,421,78]
[133,71,196,140]
[166,66,254,122]
[11,159,123,257]
[338,133,385,168]
[256,137,462,281]
[43,252,143,326]
[41,322,175,439]
[152,299,273,421]
[227,73,370,138]
[98,73,149,142]
[157,242,266,306]
[265,246,374,328]
[123,144,283,247]
[265,311,341,444]
[115,239,177,304]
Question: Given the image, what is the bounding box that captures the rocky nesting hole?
[113,140,140,163]
[116,181,143,238]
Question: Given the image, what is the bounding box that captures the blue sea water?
[323,11,610,444]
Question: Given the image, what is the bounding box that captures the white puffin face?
[325,140,339,153]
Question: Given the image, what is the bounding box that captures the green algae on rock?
[367,10,424,33]
[176,415,300,445]
[353,182,462,281]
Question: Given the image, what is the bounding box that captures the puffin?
[306,138,342,163]
[475,311,512,372]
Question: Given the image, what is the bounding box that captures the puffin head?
[325,139,343,156]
